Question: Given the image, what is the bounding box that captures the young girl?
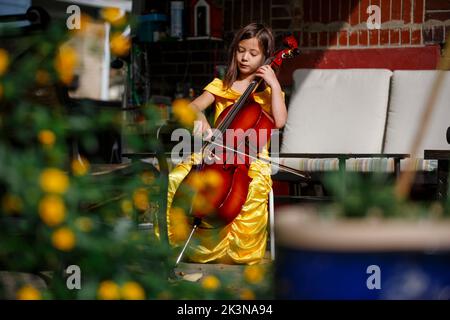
[165,23,287,265]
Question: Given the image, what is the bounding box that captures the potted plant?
[274,170,450,300]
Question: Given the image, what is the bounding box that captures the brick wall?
[148,0,450,97]
[225,0,450,48]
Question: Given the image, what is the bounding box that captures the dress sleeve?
[203,78,240,100]
[203,78,223,95]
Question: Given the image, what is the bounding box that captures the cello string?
[206,140,310,180]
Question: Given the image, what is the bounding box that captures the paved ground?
[174,252,274,297]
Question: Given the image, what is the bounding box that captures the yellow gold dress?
[165,78,278,265]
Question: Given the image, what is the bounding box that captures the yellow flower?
[172,99,196,127]
[172,220,190,243]
[97,280,120,300]
[121,199,133,216]
[133,188,149,211]
[0,48,9,76]
[184,170,223,217]
[71,157,90,176]
[39,195,66,227]
[192,194,214,216]
[201,275,220,291]
[70,13,93,35]
[2,194,23,214]
[40,168,69,194]
[35,70,51,85]
[243,265,265,284]
[52,227,76,251]
[240,288,255,300]
[170,207,186,220]
[186,169,222,193]
[75,217,93,232]
[101,7,126,26]
[16,285,41,300]
[203,170,222,188]
[54,44,78,85]
[110,33,130,57]
[186,172,203,190]
[141,171,155,185]
[121,281,145,300]
[170,207,190,242]
[38,130,56,147]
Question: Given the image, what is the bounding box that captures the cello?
[172,35,310,264]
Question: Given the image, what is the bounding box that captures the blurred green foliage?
[321,168,449,219]
[0,13,266,300]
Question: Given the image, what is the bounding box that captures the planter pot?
[274,206,450,299]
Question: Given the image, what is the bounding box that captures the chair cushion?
[383,70,450,157]
[281,69,393,154]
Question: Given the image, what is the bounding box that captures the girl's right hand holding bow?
[190,90,215,141]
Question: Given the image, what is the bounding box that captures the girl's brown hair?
[223,23,275,89]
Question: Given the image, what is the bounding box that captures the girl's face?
[235,37,264,77]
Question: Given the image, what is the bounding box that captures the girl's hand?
[190,91,215,140]
[255,65,280,90]
[255,65,287,129]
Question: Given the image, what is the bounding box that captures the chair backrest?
[383,70,450,157]
[281,69,393,154]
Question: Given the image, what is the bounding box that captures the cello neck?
[211,54,275,136]
[215,78,262,133]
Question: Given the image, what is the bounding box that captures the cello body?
[174,98,275,227]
